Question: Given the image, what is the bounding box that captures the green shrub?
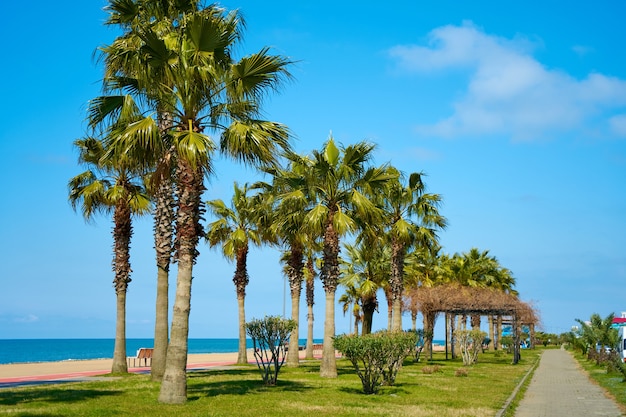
[246,315,296,385]
[333,331,416,394]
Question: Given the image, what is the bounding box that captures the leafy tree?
[575,313,618,365]
[246,316,296,385]
[455,329,487,365]
[69,137,150,374]
[334,331,416,394]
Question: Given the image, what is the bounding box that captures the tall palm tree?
[259,159,321,367]
[206,183,266,365]
[280,137,393,377]
[69,137,150,374]
[98,0,199,381]
[101,5,292,403]
[384,170,447,331]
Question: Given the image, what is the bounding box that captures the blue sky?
[1,1,625,340]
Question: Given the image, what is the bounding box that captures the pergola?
[405,285,539,364]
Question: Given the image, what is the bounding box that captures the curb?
[495,351,542,417]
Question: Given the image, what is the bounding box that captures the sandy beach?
[0,352,240,381]
[0,345,446,382]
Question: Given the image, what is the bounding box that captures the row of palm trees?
[68,0,519,405]
[203,138,448,378]
[339,244,517,341]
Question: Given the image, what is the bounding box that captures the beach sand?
[0,345,446,381]
[0,352,240,380]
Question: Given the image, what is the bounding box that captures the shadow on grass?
[188,377,310,399]
[0,387,121,406]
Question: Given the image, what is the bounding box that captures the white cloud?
[14,314,39,323]
[609,114,626,137]
[388,22,626,141]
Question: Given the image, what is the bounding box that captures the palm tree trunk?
[304,258,315,360]
[286,290,300,366]
[306,303,314,360]
[320,214,339,378]
[158,161,203,404]
[111,289,128,373]
[287,246,303,367]
[422,309,435,360]
[158,257,192,403]
[151,265,169,380]
[361,294,376,335]
[111,202,131,374]
[390,240,404,332]
[384,287,393,330]
[320,290,337,378]
[234,248,250,365]
[450,313,456,359]
[488,315,495,351]
[392,298,403,331]
[237,294,247,364]
[151,174,174,381]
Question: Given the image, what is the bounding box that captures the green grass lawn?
[0,350,540,417]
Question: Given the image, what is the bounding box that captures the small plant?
[455,368,469,377]
[246,315,296,385]
[422,365,441,374]
[455,329,487,366]
[334,331,416,394]
[409,329,425,362]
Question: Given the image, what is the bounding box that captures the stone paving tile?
[515,348,624,417]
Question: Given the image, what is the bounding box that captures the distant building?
[611,312,626,328]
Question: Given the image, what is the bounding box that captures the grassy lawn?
[571,350,626,409]
[0,350,540,417]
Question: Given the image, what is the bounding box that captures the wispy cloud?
[388,22,626,141]
[14,314,39,323]
[609,114,626,137]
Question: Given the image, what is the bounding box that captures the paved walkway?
[515,348,624,417]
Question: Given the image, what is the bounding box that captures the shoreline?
[0,352,240,380]
[0,345,446,382]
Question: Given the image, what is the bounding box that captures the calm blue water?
[0,337,440,365]
[0,339,298,365]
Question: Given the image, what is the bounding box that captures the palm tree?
[100,5,292,403]
[339,241,387,335]
[384,170,447,331]
[280,137,393,377]
[98,0,199,381]
[69,137,150,374]
[303,244,320,359]
[206,183,267,365]
[338,282,362,335]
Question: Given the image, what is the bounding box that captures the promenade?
[515,348,624,417]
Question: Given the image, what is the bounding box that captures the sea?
[0,339,310,365]
[0,337,443,365]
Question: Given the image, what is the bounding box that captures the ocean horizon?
[0,338,269,365]
[0,337,445,365]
